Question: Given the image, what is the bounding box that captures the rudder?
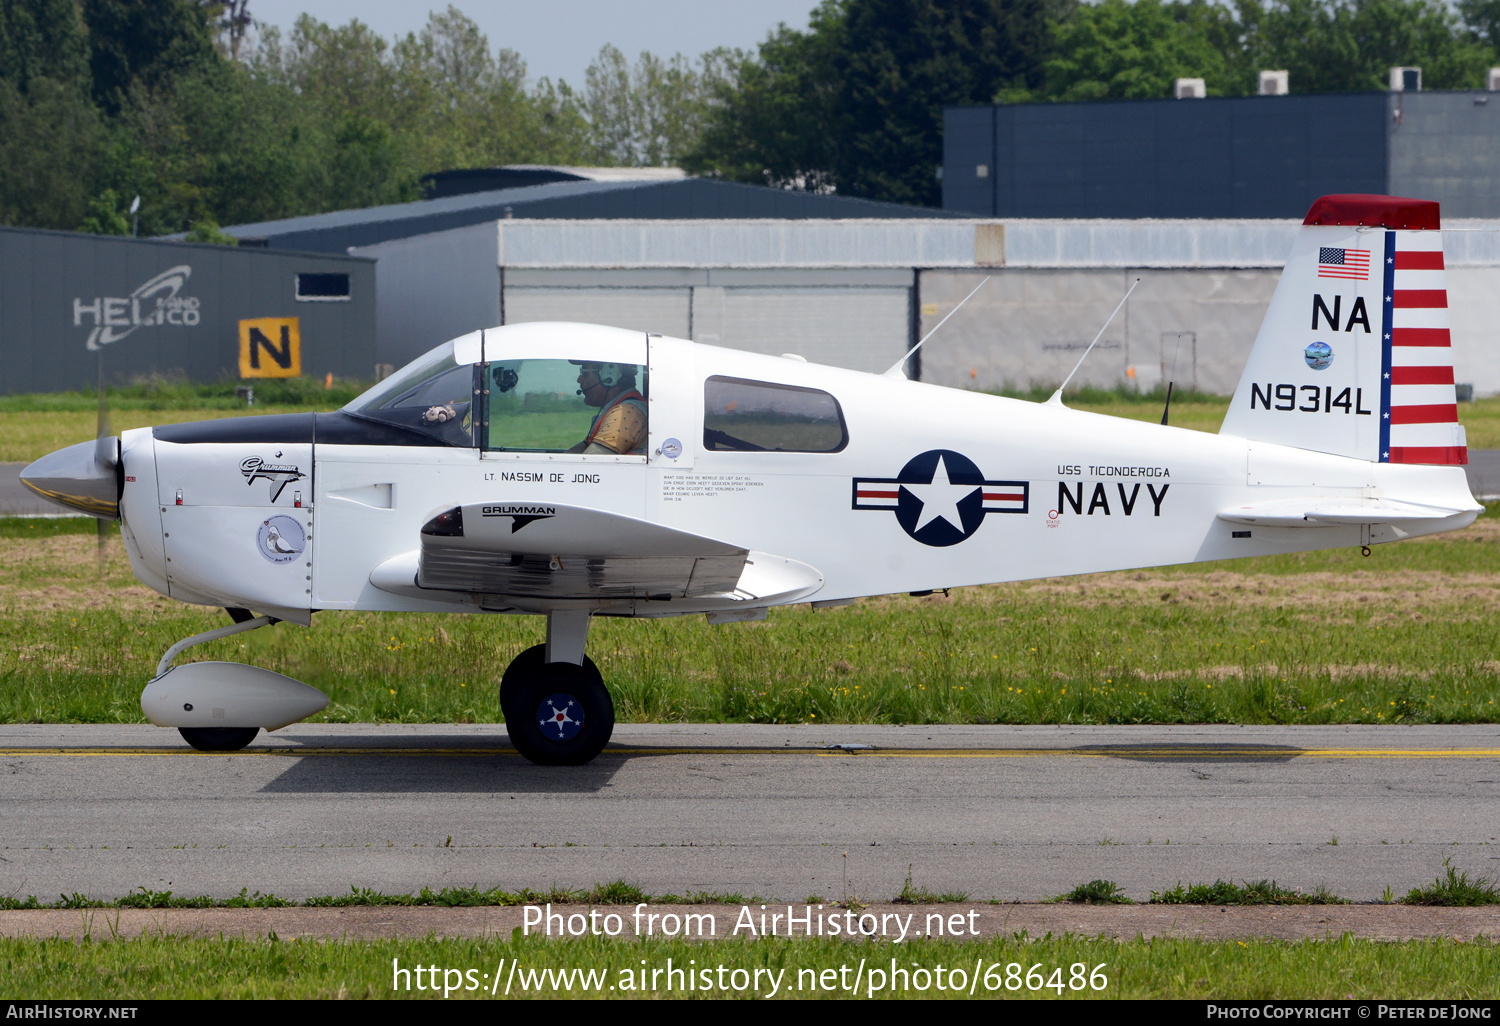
[1220,194,1466,465]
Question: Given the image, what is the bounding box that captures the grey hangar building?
[8,95,1500,398]
[213,159,1500,397]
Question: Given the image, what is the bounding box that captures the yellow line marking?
[0,747,1497,760]
[820,748,1500,760]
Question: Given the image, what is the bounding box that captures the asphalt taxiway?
[2,723,1496,904]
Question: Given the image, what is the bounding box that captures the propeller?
[95,351,111,573]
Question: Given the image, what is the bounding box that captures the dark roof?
[213,176,956,253]
[420,166,591,197]
[0,223,371,261]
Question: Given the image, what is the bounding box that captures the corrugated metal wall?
[0,228,376,393]
[945,93,1391,218]
[1389,93,1500,218]
[351,217,1500,394]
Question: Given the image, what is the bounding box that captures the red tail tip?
[1303,194,1440,230]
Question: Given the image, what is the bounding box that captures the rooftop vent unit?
[1390,66,1422,92]
[1174,78,1206,99]
[1259,70,1289,96]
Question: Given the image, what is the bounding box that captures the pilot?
[569,362,647,455]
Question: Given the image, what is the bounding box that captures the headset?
[572,362,630,394]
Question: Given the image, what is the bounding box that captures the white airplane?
[22,193,1477,765]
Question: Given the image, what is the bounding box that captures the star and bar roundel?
[852,449,1028,547]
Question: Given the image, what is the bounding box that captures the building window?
[703,376,847,453]
[296,272,351,301]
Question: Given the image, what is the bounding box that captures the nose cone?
[20,437,121,519]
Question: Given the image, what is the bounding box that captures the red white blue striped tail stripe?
[1382,230,1466,465]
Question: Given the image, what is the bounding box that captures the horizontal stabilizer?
[1217,497,1465,527]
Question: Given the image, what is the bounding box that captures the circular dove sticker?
[257,515,306,564]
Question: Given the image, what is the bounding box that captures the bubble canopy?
[341,322,652,447]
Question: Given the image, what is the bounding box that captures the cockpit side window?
[343,351,478,447]
[703,376,847,453]
[483,359,649,455]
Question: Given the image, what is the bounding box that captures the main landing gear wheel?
[500,644,602,717]
[178,727,260,752]
[502,658,614,766]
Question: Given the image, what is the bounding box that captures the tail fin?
[1220,194,1466,465]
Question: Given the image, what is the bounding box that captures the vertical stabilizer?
[1220,194,1465,465]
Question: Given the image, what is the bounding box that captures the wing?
[1217,497,1468,527]
[369,501,823,608]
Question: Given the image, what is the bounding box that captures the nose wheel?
[179,727,260,751]
[501,645,614,766]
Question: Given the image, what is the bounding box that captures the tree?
[79,0,216,113]
[0,0,104,229]
[686,0,1058,206]
[1045,0,1240,99]
[583,44,738,166]
[1237,0,1496,93]
[77,187,131,233]
[681,10,846,192]
[1458,0,1500,50]
[0,76,104,228]
[0,0,93,92]
[838,0,1054,205]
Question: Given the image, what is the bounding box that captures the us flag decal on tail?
[1318,247,1370,280]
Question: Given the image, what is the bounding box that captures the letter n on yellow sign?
[239,318,301,378]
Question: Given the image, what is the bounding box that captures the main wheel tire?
[499,644,602,718]
[178,726,260,752]
[504,661,615,766]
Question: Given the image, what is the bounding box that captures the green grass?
[1403,859,1500,906]
[0,385,357,463]
[0,516,100,537]
[1150,881,1347,905]
[887,865,970,904]
[2,933,1496,999]
[1000,385,1500,449]
[3,507,1500,727]
[1054,880,1134,904]
[0,377,370,412]
[0,882,756,911]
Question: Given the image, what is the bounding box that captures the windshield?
[345,343,456,413]
[343,344,476,446]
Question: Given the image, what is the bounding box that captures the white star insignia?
[902,455,979,535]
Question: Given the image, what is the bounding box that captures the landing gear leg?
[502,610,614,766]
[154,613,281,753]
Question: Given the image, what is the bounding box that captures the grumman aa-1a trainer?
[22,194,1479,765]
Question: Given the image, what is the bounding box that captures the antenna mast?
[1047,278,1140,405]
[882,276,990,378]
